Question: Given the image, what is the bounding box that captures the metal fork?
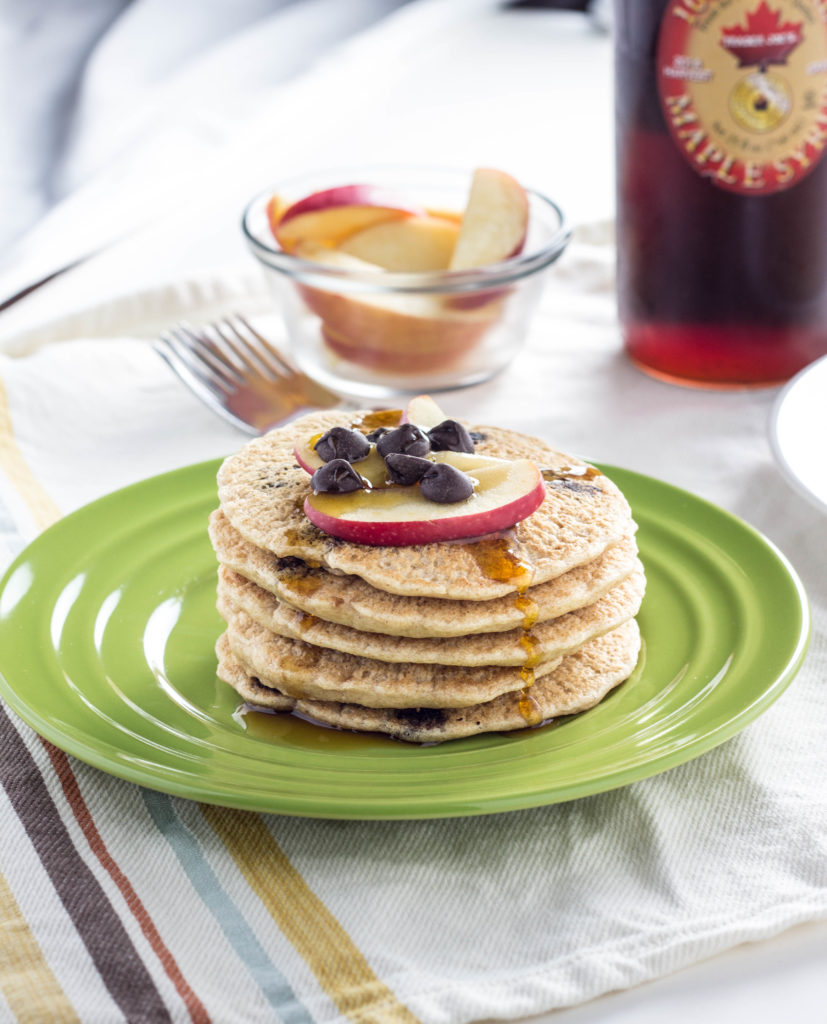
[154,315,340,434]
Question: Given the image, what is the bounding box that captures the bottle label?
[658,0,827,194]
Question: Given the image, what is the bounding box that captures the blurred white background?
[0,0,413,251]
[0,0,614,324]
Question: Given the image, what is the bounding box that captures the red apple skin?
[444,285,515,311]
[303,475,545,546]
[293,441,318,475]
[278,185,424,225]
[321,325,481,374]
[273,187,426,254]
[288,233,502,372]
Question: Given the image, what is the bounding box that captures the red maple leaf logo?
[720,2,803,67]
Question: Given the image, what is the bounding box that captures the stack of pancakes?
[211,410,645,743]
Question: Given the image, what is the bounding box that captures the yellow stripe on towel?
[202,806,420,1024]
[0,868,81,1024]
[0,377,61,530]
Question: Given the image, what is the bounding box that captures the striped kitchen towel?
[1,280,826,1024]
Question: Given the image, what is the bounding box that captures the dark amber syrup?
[352,409,403,432]
[541,464,601,483]
[463,534,546,726]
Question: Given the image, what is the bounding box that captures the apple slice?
[320,325,482,374]
[274,186,424,253]
[295,433,506,486]
[304,458,544,546]
[294,436,390,487]
[266,194,289,237]
[292,241,382,271]
[337,215,459,271]
[401,395,448,429]
[448,168,529,270]
[291,244,500,371]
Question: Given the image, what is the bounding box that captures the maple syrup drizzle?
[519,632,540,667]
[514,593,539,630]
[463,535,534,593]
[296,612,318,633]
[283,570,322,598]
[517,633,544,726]
[463,535,544,726]
[352,409,403,432]
[541,464,601,483]
[517,687,543,726]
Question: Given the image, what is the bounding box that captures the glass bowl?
[241,166,571,401]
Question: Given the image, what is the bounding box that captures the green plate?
[0,460,809,819]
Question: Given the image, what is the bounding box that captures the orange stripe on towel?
[43,743,211,1024]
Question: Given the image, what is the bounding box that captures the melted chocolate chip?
[314,427,371,464]
[395,707,447,728]
[310,459,365,494]
[427,419,475,454]
[384,453,432,486]
[419,463,475,504]
[376,423,431,459]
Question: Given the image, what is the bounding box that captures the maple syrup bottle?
[615,0,827,386]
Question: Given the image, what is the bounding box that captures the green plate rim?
[0,458,811,819]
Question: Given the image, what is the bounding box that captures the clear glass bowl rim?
[241,171,572,295]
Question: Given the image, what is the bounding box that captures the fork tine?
[230,314,297,377]
[154,338,258,434]
[172,324,245,387]
[158,332,235,395]
[212,320,279,382]
[156,314,342,435]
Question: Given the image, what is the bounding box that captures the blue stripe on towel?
[141,789,314,1024]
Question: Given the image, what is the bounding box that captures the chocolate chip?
[364,426,391,443]
[419,463,475,504]
[376,423,431,459]
[384,453,432,486]
[310,459,365,494]
[427,419,475,454]
[314,427,371,464]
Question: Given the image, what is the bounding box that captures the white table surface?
[1,5,825,1021]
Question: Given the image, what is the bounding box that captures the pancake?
[220,602,566,708]
[215,619,642,743]
[209,508,640,638]
[216,409,636,600]
[217,564,646,667]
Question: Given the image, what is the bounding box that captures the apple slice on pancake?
[304,456,544,546]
